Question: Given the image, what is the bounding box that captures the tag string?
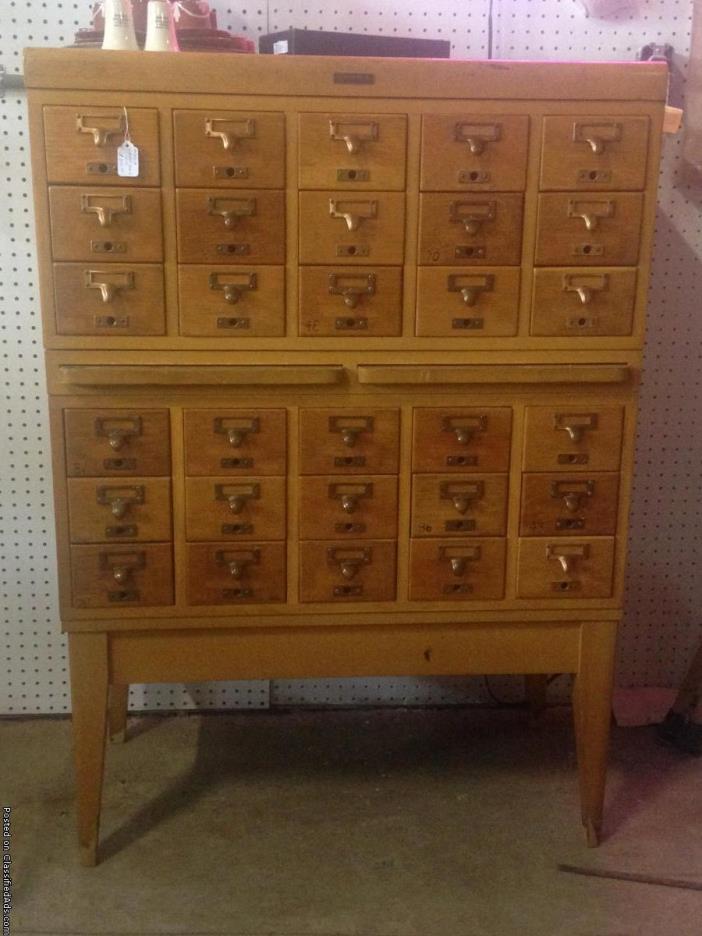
[122,105,131,144]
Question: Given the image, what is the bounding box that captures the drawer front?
[178,265,285,337]
[413,407,512,473]
[520,472,620,536]
[531,267,637,337]
[299,408,400,475]
[43,105,160,186]
[67,478,172,543]
[534,192,643,266]
[70,543,173,608]
[173,110,285,188]
[299,191,405,265]
[187,543,286,605]
[299,540,397,603]
[416,267,520,337]
[299,476,398,540]
[185,476,286,541]
[419,193,523,265]
[540,116,650,191]
[298,113,407,190]
[184,409,286,476]
[411,474,508,537]
[409,538,506,601]
[49,186,164,262]
[523,405,624,472]
[421,114,529,192]
[516,536,615,598]
[53,263,166,336]
[299,266,402,337]
[64,408,171,477]
[176,189,285,264]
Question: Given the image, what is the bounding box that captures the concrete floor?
[3,705,702,936]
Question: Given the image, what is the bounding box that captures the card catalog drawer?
[53,263,166,336]
[520,472,619,536]
[187,543,286,605]
[299,476,398,540]
[535,192,643,266]
[71,543,173,608]
[421,114,529,192]
[516,537,615,598]
[43,105,160,186]
[64,408,171,477]
[185,476,286,541]
[540,116,649,191]
[184,409,286,476]
[68,478,172,543]
[416,267,520,336]
[49,186,163,262]
[409,538,506,601]
[299,540,397,603]
[299,113,407,190]
[299,408,400,474]
[173,110,285,188]
[178,265,285,337]
[299,266,403,337]
[299,191,405,265]
[531,268,637,337]
[413,407,512,472]
[523,406,623,472]
[176,189,285,264]
[419,193,523,265]
[411,474,508,537]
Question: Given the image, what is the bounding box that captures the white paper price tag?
[117,140,140,178]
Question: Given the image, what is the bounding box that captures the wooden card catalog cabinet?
[25,49,667,864]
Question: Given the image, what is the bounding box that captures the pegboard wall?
[1,0,700,714]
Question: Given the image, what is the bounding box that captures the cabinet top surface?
[23,48,668,101]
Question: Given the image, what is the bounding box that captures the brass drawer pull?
[205,117,255,151]
[329,198,378,232]
[76,113,125,147]
[328,272,376,309]
[572,121,622,155]
[447,273,494,307]
[99,549,145,583]
[215,547,260,579]
[215,482,261,514]
[441,414,487,445]
[550,479,595,512]
[94,414,143,451]
[563,273,609,305]
[453,121,501,155]
[547,542,590,575]
[80,194,132,228]
[440,480,484,514]
[567,199,614,232]
[207,196,256,228]
[328,482,374,514]
[213,415,260,448]
[554,412,598,444]
[329,119,379,154]
[208,271,258,304]
[96,484,145,519]
[327,546,372,579]
[449,200,496,235]
[84,269,135,304]
[439,544,482,577]
[329,414,374,447]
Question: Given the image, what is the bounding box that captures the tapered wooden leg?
[108,684,129,743]
[572,621,617,848]
[525,674,549,723]
[68,632,109,867]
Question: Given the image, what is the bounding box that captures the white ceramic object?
[102,0,139,50]
[145,0,180,52]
